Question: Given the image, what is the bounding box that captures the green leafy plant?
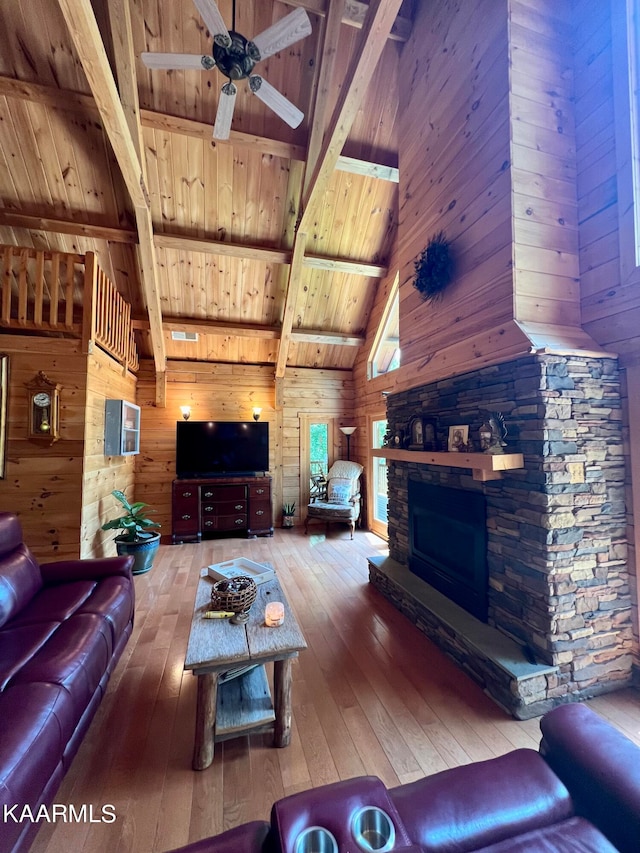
[101,489,161,542]
[413,231,454,303]
[283,502,296,516]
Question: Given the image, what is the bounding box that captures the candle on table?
[265,601,285,627]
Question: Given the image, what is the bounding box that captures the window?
[309,423,328,479]
[368,274,400,379]
[369,416,389,539]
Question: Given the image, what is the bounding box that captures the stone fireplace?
[369,353,634,718]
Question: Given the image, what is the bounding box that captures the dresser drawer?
[249,500,271,522]
[202,500,247,516]
[202,514,247,532]
[201,484,246,501]
[249,483,271,499]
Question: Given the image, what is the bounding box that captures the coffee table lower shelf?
[215,664,275,741]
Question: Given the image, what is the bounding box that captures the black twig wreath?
[413,231,454,303]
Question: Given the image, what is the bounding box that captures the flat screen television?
[176,421,269,478]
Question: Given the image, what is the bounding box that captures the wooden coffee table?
[185,569,307,770]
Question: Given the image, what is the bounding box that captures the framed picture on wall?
[0,354,8,479]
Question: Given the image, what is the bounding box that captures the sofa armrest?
[539,703,640,853]
[39,556,134,584]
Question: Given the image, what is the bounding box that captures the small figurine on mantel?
[479,412,508,454]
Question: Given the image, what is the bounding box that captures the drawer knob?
[203,491,213,498]
[204,520,214,527]
[256,510,264,516]
[235,518,244,525]
[256,488,265,494]
[204,505,214,512]
[235,504,243,510]
[181,514,191,520]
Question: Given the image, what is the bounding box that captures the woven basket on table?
[210,575,257,614]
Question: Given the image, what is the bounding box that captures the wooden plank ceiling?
[0,0,412,373]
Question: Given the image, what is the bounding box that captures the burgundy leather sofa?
[168,702,640,853]
[0,512,135,853]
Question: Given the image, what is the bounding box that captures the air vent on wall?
[171,331,199,341]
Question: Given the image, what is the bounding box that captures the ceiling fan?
[141,0,312,140]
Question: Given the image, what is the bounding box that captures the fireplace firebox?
[408,479,488,621]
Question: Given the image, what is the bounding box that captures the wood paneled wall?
[80,348,137,559]
[0,337,86,561]
[134,360,353,535]
[510,0,581,328]
[396,0,514,374]
[573,0,640,364]
[0,337,138,561]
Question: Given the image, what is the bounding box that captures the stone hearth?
[369,353,634,718]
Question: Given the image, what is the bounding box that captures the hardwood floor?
[31,528,640,853]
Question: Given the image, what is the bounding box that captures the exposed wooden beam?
[291,329,364,346]
[55,0,166,377]
[154,234,291,265]
[0,211,387,277]
[274,0,404,375]
[299,0,406,234]
[276,235,308,378]
[335,155,399,183]
[304,0,347,196]
[133,316,363,346]
[0,76,398,183]
[155,232,387,277]
[0,212,138,244]
[276,0,412,42]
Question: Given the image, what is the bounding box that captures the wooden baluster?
[1,247,12,324]
[50,253,60,327]
[18,249,29,325]
[34,250,45,327]
[64,258,74,328]
[82,251,98,354]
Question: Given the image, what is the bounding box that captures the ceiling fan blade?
[192,0,231,45]
[251,7,312,61]
[249,75,304,129]
[213,82,237,140]
[141,52,215,71]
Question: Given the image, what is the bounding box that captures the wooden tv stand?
[172,475,273,543]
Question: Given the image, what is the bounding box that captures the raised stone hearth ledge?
[368,555,559,720]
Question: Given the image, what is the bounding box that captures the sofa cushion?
[76,576,135,649]
[0,682,72,805]
[473,816,618,852]
[8,580,96,628]
[0,622,60,691]
[9,613,112,715]
[0,545,43,629]
[389,749,573,853]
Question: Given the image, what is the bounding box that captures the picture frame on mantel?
[448,424,468,452]
[0,354,8,479]
[408,416,438,450]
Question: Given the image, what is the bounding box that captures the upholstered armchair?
[304,460,364,539]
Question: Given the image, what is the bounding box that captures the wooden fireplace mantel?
[371,448,525,481]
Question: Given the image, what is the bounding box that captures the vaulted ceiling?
[0,0,414,376]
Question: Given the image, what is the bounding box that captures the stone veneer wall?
[384,353,634,702]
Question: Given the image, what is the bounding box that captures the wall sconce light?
[339,426,357,460]
[180,406,191,421]
[252,407,262,421]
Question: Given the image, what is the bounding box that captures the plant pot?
[115,532,161,575]
[282,516,294,529]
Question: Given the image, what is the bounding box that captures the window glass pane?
[310,423,328,477]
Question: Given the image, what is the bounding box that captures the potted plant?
[101,489,161,575]
[282,502,296,529]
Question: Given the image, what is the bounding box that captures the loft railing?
[0,245,138,372]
